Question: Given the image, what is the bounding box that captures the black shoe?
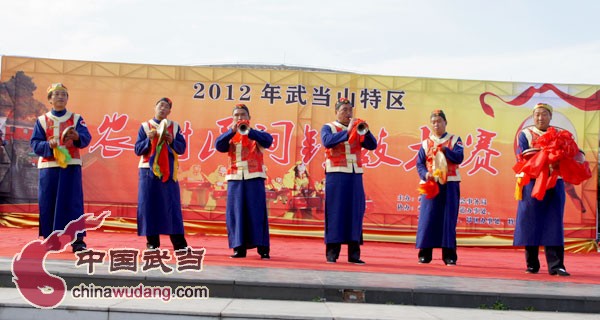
[549,268,570,276]
[525,267,539,274]
[146,243,159,250]
[326,257,336,264]
[444,260,457,266]
[72,241,87,253]
[348,258,365,265]
[260,253,270,260]
[418,257,431,264]
[257,246,270,259]
[230,251,246,258]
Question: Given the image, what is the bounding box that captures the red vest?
[138,119,179,168]
[422,133,461,182]
[37,111,81,168]
[324,122,364,173]
[225,132,267,180]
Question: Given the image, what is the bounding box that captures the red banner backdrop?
[0,56,597,251]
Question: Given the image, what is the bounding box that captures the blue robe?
[415,182,461,248]
[30,109,92,238]
[320,124,377,244]
[415,133,464,249]
[215,128,273,249]
[513,129,565,246]
[135,119,186,236]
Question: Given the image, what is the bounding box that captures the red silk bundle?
[150,134,170,182]
[513,127,591,200]
[418,180,439,199]
[348,118,366,144]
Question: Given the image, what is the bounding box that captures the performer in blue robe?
[415,110,464,265]
[321,98,377,264]
[513,103,572,276]
[30,83,92,252]
[135,97,188,251]
[215,104,273,259]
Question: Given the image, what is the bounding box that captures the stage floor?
[2,226,600,313]
[2,226,599,285]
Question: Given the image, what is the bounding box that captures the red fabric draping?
[417,180,439,199]
[348,118,367,144]
[479,83,600,118]
[150,136,170,182]
[513,127,591,200]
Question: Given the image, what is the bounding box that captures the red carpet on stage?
[2,226,599,285]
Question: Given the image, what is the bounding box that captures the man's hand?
[66,129,79,141]
[425,172,434,181]
[347,117,357,132]
[48,137,58,149]
[148,129,157,140]
[163,132,173,144]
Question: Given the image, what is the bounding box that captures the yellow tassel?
[173,154,179,182]
[514,177,523,201]
[53,146,71,168]
[152,141,164,179]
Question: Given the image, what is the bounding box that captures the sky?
[1,0,600,85]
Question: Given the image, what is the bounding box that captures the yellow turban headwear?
[47,83,68,95]
[533,102,553,114]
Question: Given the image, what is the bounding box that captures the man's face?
[48,90,68,111]
[336,104,353,125]
[232,108,250,122]
[533,108,552,131]
[430,115,447,137]
[154,101,171,120]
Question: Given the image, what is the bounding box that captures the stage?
[1,225,600,313]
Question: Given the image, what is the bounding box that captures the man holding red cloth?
[321,98,377,264]
[415,110,464,266]
[215,104,273,259]
[513,102,591,276]
[135,97,188,251]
